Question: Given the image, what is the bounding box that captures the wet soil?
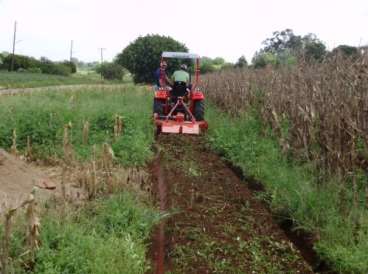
[149,135,313,274]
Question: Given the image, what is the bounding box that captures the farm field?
[1,0,367,273]
[0,86,159,273]
[203,55,368,273]
[0,85,314,274]
[0,71,109,89]
[0,62,367,273]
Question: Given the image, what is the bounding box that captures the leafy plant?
[115,34,188,83]
[96,63,124,80]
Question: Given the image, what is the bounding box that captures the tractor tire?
[194,100,205,121]
[153,99,163,115]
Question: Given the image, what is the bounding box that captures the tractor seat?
[171,81,188,98]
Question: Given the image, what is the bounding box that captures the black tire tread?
[194,100,205,121]
[153,99,163,115]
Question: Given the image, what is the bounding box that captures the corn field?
[203,55,368,179]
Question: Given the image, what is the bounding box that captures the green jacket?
[172,70,190,83]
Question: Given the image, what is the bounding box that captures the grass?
[0,85,154,165]
[0,85,160,273]
[0,71,119,89]
[206,105,368,273]
[4,192,160,274]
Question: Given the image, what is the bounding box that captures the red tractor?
[153,52,208,135]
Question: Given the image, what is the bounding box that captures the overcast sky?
[0,0,367,63]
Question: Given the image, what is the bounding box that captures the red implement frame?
[155,97,208,134]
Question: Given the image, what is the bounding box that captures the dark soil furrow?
[150,135,313,274]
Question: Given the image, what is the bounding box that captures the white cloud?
[0,0,367,62]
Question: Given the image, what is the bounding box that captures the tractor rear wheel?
[153,99,163,115]
[194,100,205,121]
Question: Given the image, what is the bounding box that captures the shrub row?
[0,54,76,76]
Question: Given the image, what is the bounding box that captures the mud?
[149,135,314,274]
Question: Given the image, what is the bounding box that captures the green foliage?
[62,60,77,73]
[0,53,4,66]
[304,41,326,62]
[96,62,124,80]
[200,56,232,73]
[254,29,327,66]
[0,54,78,76]
[0,85,154,165]
[9,193,160,274]
[252,52,278,68]
[206,106,368,273]
[212,57,225,66]
[0,71,102,89]
[234,55,248,68]
[25,67,42,73]
[39,57,71,76]
[0,54,41,71]
[331,45,359,58]
[200,57,216,74]
[116,34,188,83]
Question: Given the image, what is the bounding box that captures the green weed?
[0,85,154,165]
[206,105,368,273]
[0,71,105,89]
[6,193,160,274]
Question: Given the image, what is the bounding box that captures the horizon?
[1,0,367,63]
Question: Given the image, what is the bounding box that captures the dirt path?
[149,135,313,274]
[0,149,60,213]
[0,84,127,96]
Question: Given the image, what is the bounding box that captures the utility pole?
[98,48,106,80]
[10,21,17,72]
[98,47,106,64]
[70,40,74,62]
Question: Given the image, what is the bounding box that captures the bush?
[0,54,41,71]
[96,63,124,80]
[26,67,42,73]
[62,60,77,73]
[40,58,71,76]
[331,45,359,59]
[252,52,278,68]
[234,56,248,68]
[0,53,4,66]
[116,34,188,83]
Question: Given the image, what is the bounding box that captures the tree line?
[1,30,364,81]
[0,52,77,76]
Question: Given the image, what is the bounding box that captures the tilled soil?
[149,135,313,274]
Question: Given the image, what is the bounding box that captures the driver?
[172,64,190,85]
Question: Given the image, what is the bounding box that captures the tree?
[62,60,77,73]
[234,56,248,68]
[262,29,303,55]
[212,57,225,66]
[252,52,278,68]
[0,54,41,71]
[115,34,188,83]
[200,57,216,74]
[258,29,326,64]
[332,45,359,58]
[304,41,326,62]
[96,63,124,80]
